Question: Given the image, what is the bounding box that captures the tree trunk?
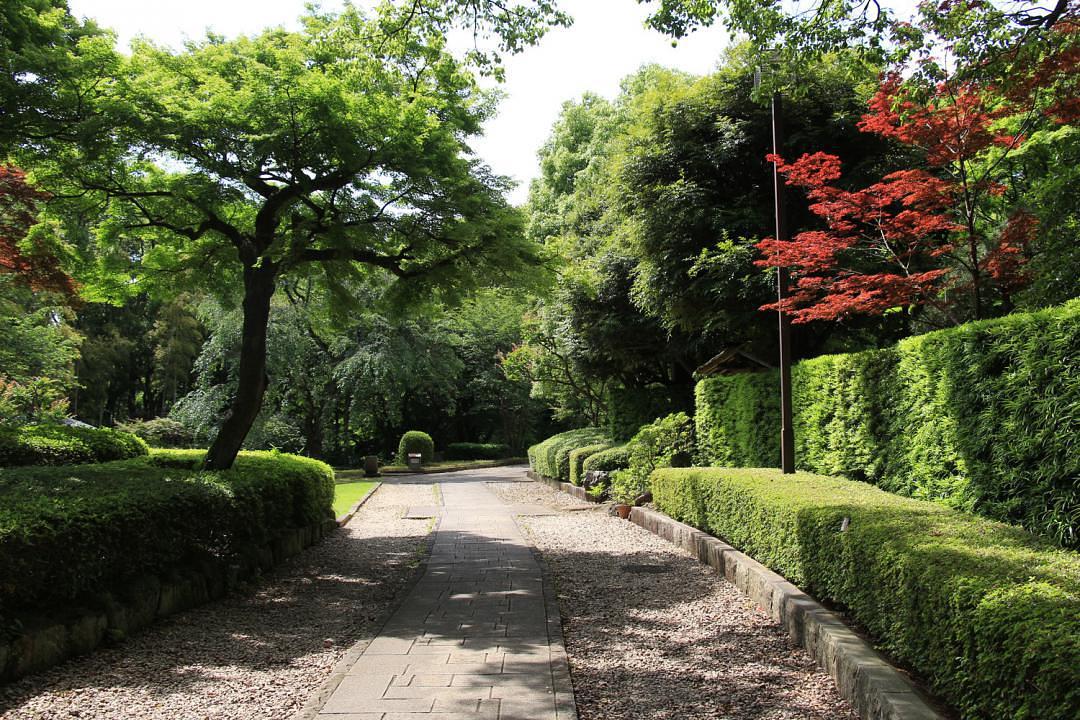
[205,264,277,469]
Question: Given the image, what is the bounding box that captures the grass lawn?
[333,480,378,517]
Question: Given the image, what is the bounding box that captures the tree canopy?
[10,2,562,467]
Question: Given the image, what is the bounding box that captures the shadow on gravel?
[0,522,431,715]
[519,515,857,720]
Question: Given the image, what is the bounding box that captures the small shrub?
[651,467,1080,720]
[612,412,694,503]
[582,444,631,473]
[0,424,149,467]
[117,417,195,448]
[568,443,611,486]
[396,430,434,465]
[527,428,608,481]
[444,442,510,460]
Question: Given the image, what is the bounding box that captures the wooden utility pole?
[770,91,796,474]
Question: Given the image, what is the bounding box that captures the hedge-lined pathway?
[2,467,855,720]
[0,481,435,720]
[314,469,575,719]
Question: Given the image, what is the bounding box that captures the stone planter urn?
[363,455,379,478]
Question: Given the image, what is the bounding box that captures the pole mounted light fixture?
[755,57,796,474]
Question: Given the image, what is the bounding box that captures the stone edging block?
[628,506,944,720]
[0,518,338,683]
[526,470,602,504]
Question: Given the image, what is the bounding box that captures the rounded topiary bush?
[582,444,631,474]
[117,417,195,448]
[0,424,149,467]
[396,430,434,465]
[569,443,612,486]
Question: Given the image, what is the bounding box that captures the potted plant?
[609,469,640,519]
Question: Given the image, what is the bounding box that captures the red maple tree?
[0,166,76,296]
[757,71,1046,324]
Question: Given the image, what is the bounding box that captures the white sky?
[67,0,731,205]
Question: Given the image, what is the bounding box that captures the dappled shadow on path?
[505,481,856,720]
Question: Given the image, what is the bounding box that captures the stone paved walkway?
[317,470,576,720]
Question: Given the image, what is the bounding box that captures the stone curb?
[628,506,945,720]
[526,470,603,504]
[335,481,381,526]
[295,485,442,720]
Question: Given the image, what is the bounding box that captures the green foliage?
[0,424,148,467]
[605,385,690,442]
[612,412,694,503]
[396,431,435,465]
[695,300,1080,547]
[0,277,81,424]
[527,427,608,481]
[0,450,333,611]
[116,417,195,449]
[568,442,612,486]
[582,444,631,473]
[650,467,1080,720]
[694,371,780,468]
[0,0,114,150]
[444,442,510,460]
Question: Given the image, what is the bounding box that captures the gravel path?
[0,480,435,720]
[490,480,856,720]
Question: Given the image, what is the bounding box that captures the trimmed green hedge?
[0,424,149,467]
[0,450,334,612]
[527,428,608,482]
[396,430,434,465]
[444,442,510,461]
[695,300,1080,547]
[582,444,631,473]
[569,443,612,486]
[651,467,1080,720]
[117,417,195,448]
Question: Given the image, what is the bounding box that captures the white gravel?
[0,480,434,720]
[500,481,856,720]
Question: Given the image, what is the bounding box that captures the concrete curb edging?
[335,481,381,526]
[526,470,603,504]
[628,506,945,720]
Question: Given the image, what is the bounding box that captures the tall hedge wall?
[651,467,1080,720]
[695,300,1080,547]
[0,450,334,612]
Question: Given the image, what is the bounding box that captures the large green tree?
[16,3,563,468]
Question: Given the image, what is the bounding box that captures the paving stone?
[317,473,571,719]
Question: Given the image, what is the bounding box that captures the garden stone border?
[628,506,945,720]
[0,518,339,683]
[526,470,603,504]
